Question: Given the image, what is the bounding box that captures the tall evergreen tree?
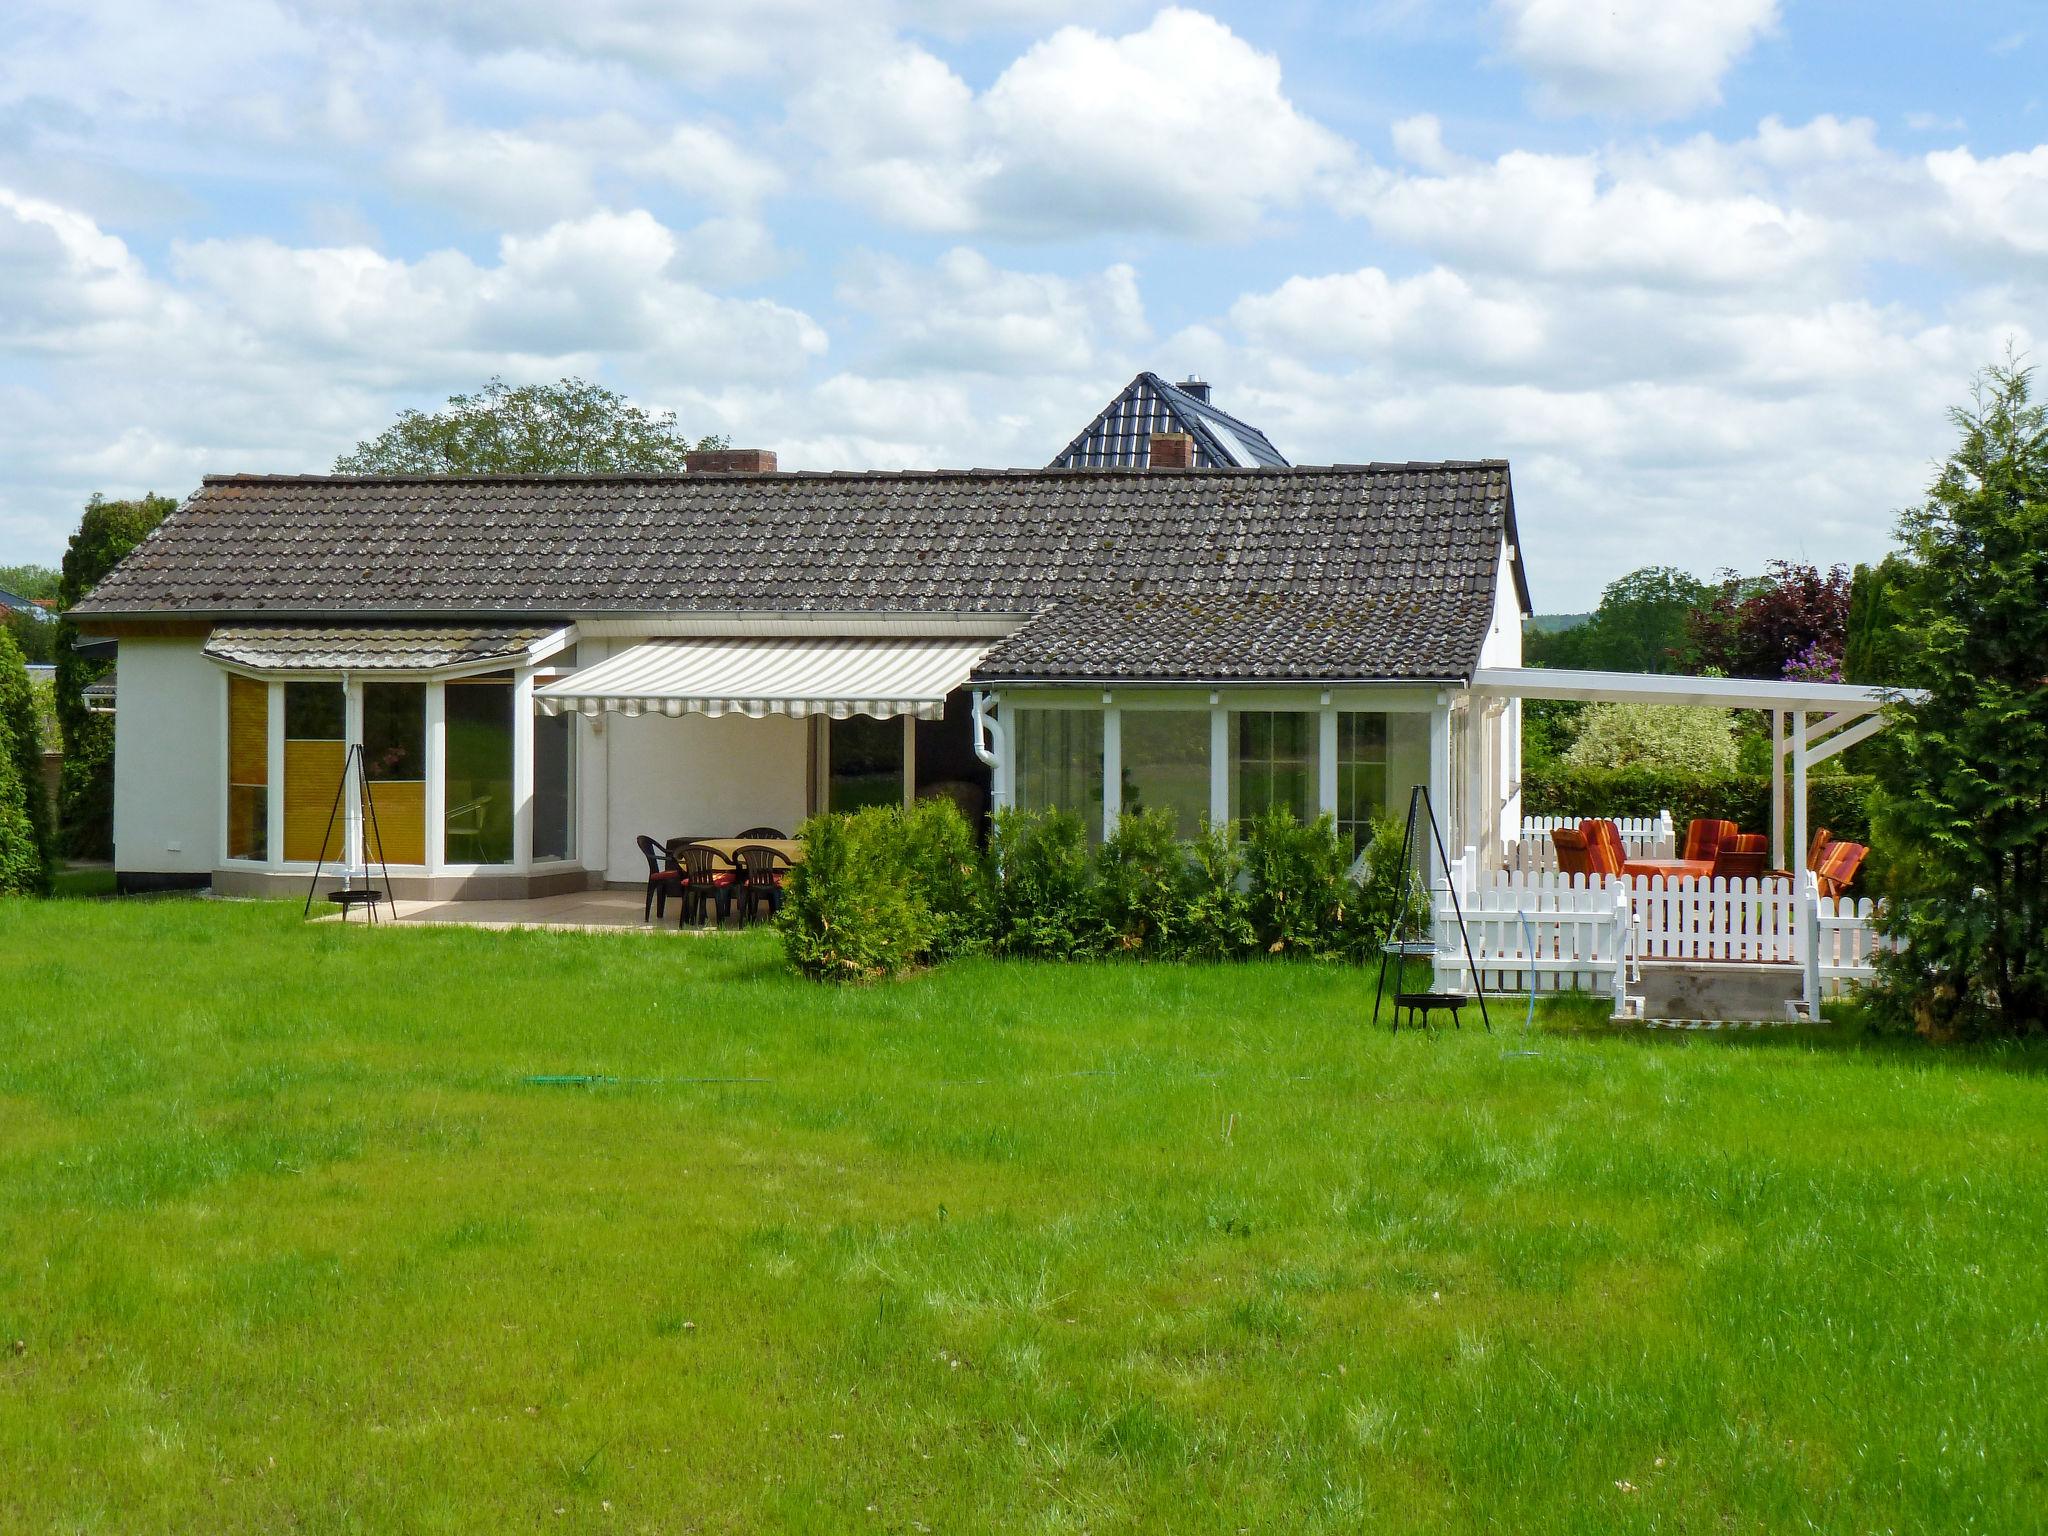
[55,493,176,859]
[1869,362,2048,1036]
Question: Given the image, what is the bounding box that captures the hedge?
[775,800,1423,981]
[0,631,51,895]
[1521,764,1876,848]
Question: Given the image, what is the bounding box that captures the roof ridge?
[197,461,1506,487]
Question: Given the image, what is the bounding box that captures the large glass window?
[1230,710,1314,824]
[533,708,576,861]
[829,715,906,811]
[1336,711,1389,854]
[282,681,344,863]
[1119,709,1209,837]
[1012,709,1104,833]
[226,676,268,860]
[444,674,514,864]
[362,682,426,865]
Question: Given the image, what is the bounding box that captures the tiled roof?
[1049,373,1289,469]
[202,624,557,671]
[76,461,1521,683]
[973,590,1486,683]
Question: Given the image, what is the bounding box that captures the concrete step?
[1630,961,1800,1025]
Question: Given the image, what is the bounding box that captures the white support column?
[1771,708,1786,870]
[1791,709,1809,889]
[1427,694,1451,889]
[265,680,285,868]
[342,674,363,874]
[424,682,447,873]
[1101,699,1121,841]
[512,669,535,871]
[1208,697,1229,829]
[1317,699,1338,820]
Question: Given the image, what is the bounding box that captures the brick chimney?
[1148,432,1196,469]
[685,447,778,474]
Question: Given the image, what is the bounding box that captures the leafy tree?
[335,377,725,474]
[1524,566,1709,674]
[56,493,177,858]
[1685,560,1852,680]
[1563,701,1739,775]
[0,628,51,894]
[0,563,61,602]
[1867,362,2048,1037]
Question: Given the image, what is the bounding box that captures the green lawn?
[3,900,2045,1533]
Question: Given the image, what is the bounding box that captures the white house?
[71,449,1531,899]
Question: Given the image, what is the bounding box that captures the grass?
[2,899,2046,1533]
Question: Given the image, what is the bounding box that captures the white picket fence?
[1507,812,1675,876]
[1632,875,1801,963]
[1437,851,1895,1015]
[1437,864,1632,1014]
[1809,892,1886,999]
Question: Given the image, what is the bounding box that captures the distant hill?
[1525,613,1591,635]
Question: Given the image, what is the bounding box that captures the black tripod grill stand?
[301,740,397,923]
[1372,784,1490,1033]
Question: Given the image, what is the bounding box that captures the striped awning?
[532,637,996,721]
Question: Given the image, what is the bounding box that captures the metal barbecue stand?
[301,740,397,924]
[1372,784,1490,1033]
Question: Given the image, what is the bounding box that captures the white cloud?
[838,247,1148,374]
[390,125,599,226]
[1494,0,1780,119]
[800,8,1356,238]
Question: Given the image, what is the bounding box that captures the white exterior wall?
[1477,536,1527,853]
[602,710,809,881]
[112,637,220,876]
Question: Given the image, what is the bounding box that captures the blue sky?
[3,0,2044,608]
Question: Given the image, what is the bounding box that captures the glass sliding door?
[532,707,576,861]
[1011,709,1104,834]
[828,715,906,810]
[1229,710,1315,824]
[444,674,514,864]
[1335,711,1389,854]
[362,682,427,865]
[282,682,345,862]
[1118,709,1209,837]
[226,676,268,860]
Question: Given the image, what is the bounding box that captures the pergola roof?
[1470,667,1921,713]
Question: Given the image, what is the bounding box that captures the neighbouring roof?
[0,588,56,620]
[1050,373,1289,470]
[76,462,1526,685]
[202,624,559,672]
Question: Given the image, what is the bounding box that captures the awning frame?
[534,636,998,723]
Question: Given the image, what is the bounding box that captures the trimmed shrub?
[989,807,1096,959]
[775,809,930,981]
[1242,810,1355,957]
[1179,820,1257,960]
[0,631,51,894]
[1095,809,1188,956]
[897,797,992,960]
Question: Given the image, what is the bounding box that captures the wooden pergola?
[1470,667,1921,869]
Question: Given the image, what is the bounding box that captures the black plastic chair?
[734,825,786,840]
[731,843,793,925]
[635,834,683,922]
[677,842,738,928]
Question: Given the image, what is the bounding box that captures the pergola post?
[1771,708,1786,869]
[1791,709,1809,883]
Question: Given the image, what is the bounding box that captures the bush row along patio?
[3,898,2045,1533]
